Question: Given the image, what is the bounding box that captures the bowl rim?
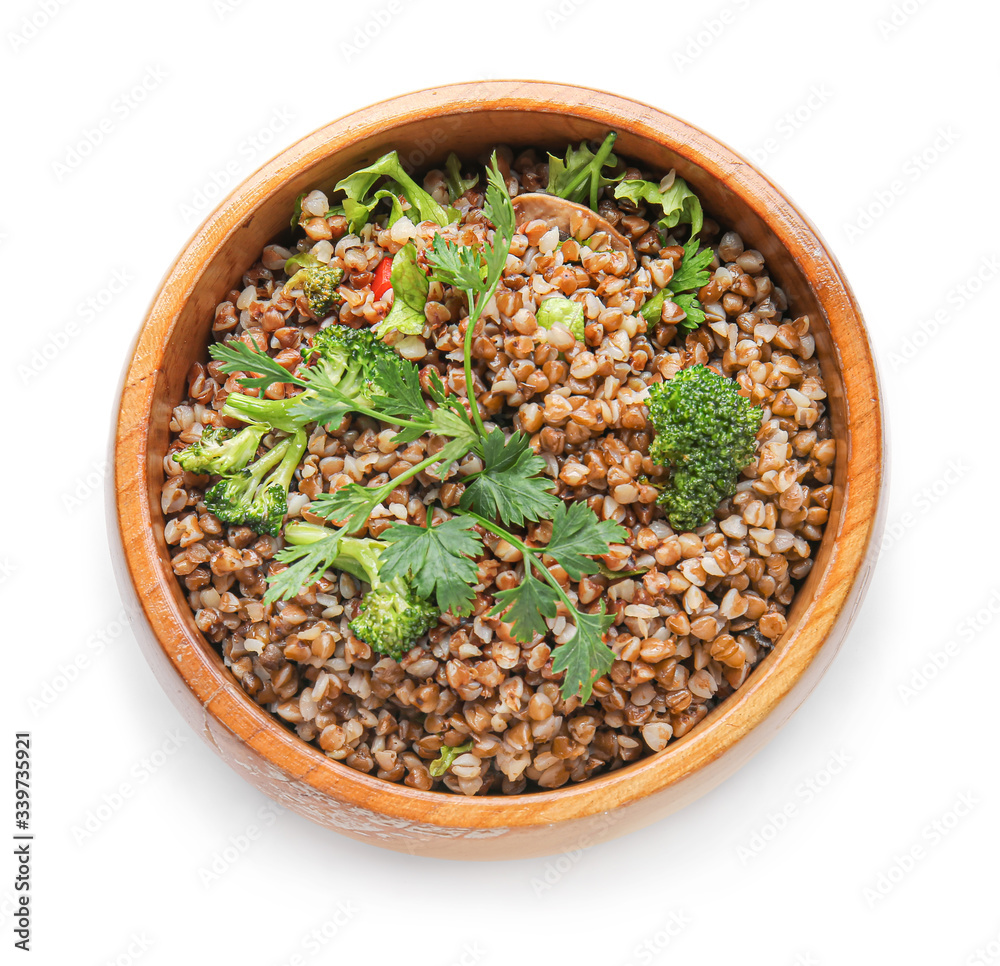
[113,80,885,831]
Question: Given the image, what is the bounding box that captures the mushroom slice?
[512,192,636,273]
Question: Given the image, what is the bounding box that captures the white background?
[3,0,998,963]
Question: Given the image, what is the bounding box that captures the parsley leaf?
[463,502,626,702]
[311,434,476,532]
[264,524,346,605]
[427,154,513,297]
[426,153,516,440]
[309,484,388,535]
[482,160,516,284]
[672,292,706,329]
[209,339,306,392]
[543,501,627,580]
[669,235,714,293]
[640,235,714,331]
[547,132,621,210]
[549,607,617,702]
[374,243,429,339]
[379,516,483,616]
[426,232,485,294]
[371,363,479,452]
[460,429,558,527]
[489,574,559,641]
[368,354,429,422]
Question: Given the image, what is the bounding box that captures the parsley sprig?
[380,500,625,701]
[307,367,480,533]
[211,338,305,392]
[211,337,478,454]
[466,503,626,702]
[425,154,515,439]
[641,234,715,331]
[264,525,346,606]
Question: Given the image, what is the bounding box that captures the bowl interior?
[119,83,877,833]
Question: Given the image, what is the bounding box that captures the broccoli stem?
[282,521,331,545]
[222,393,303,433]
[246,435,293,482]
[279,519,437,658]
[273,430,307,489]
[224,386,443,438]
[283,522,380,585]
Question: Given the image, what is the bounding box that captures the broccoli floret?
[175,424,267,475]
[305,324,401,402]
[205,430,306,536]
[647,364,762,533]
[285,263,345,319]
[350,584,439,661]
[221,326,404,432]
[283,522,438,660]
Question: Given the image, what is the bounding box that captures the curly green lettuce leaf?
[335,150,458,231]
[614,175,704,240]
[290,191,306,231]
[342,188,405,235]
[537,297,585,342]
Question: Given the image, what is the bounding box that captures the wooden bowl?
[111,81,885,859]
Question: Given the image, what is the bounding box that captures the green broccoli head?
[175,424,266,475]
[286,264,345,319]
[306,324,401,404]
[243,481,292,538]
[222,326,404,432]
[647,364,762,533]
[281,525,439,660]
[204,430,307,536]
[348,580,439,661]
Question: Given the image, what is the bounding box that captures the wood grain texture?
[110,81,886,860]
